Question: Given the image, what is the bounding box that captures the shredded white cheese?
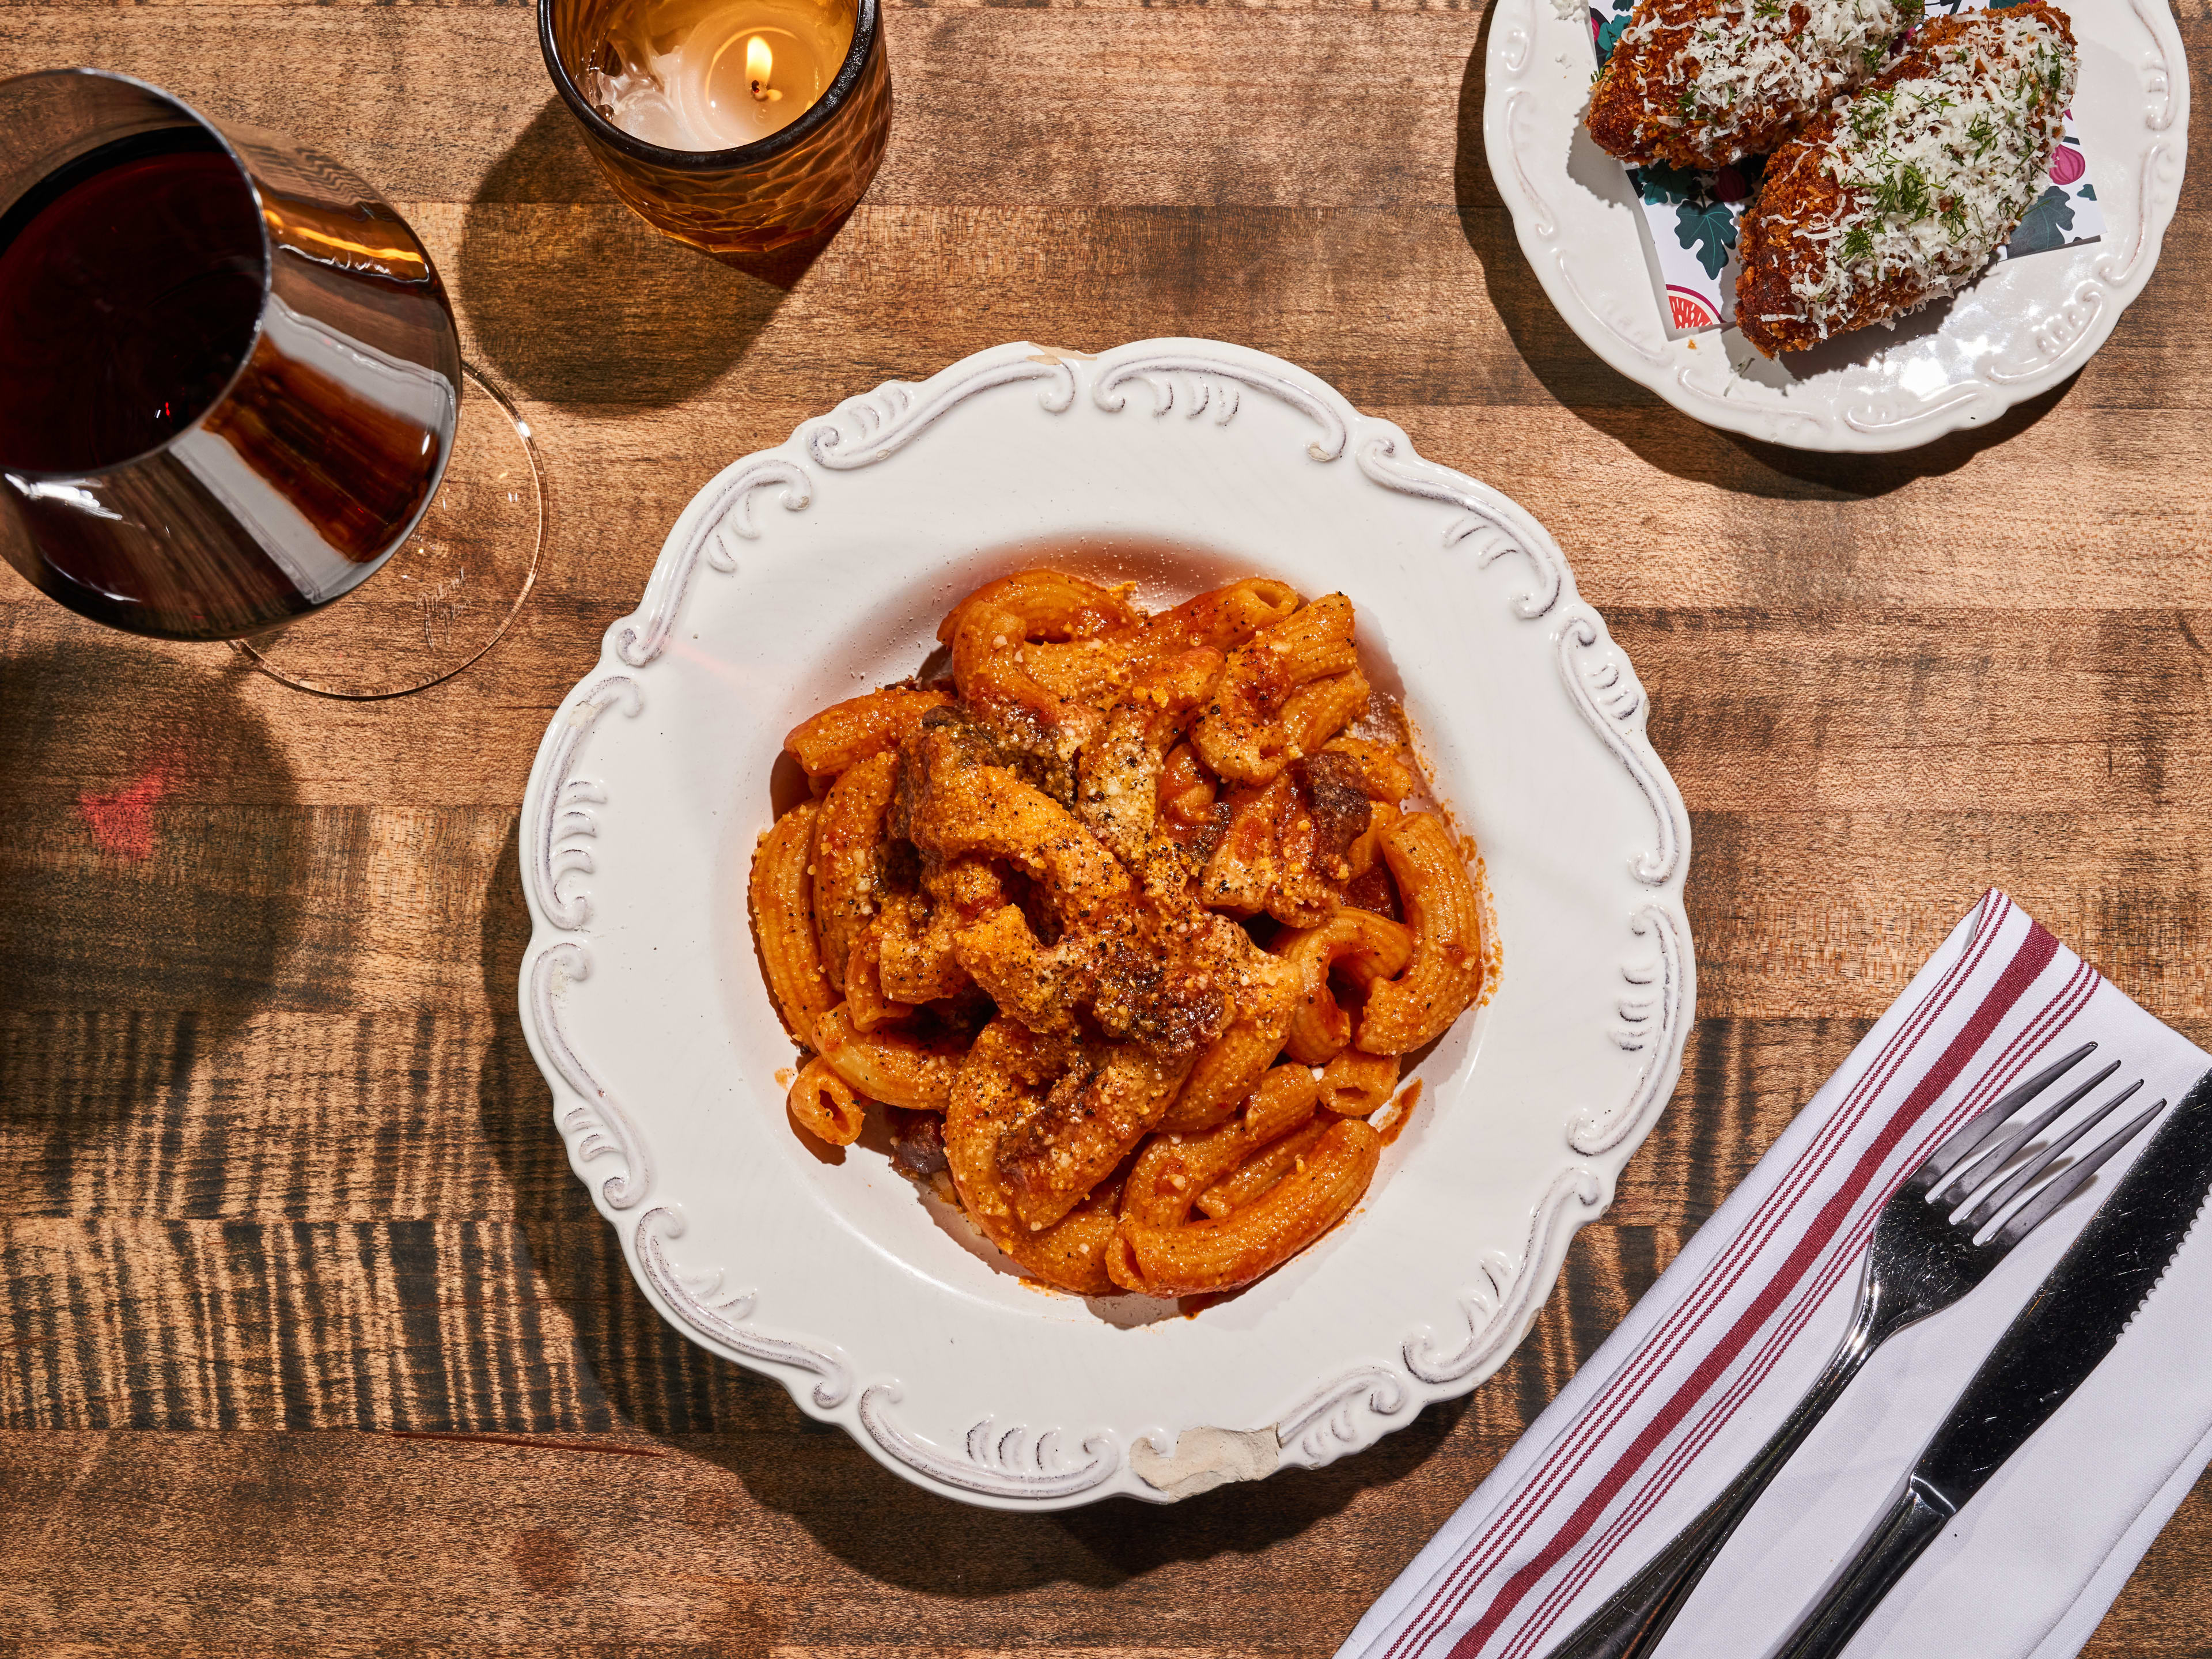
[1623,0,1911,153]
[1785,11,2076,337]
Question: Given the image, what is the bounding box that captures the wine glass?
[0,67,542,699]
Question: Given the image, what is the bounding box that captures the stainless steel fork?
[1539,1041,2162,1659]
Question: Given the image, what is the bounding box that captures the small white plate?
[516,339,1694,1509]
[1484,0,2190,451]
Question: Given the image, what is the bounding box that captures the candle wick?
[743,33,781,104]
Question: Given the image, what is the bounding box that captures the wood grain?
[0,0,2208,1649]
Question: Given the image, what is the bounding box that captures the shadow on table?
[0,635,306,1130]
[1450,18,2078,499]
[473,823,1471,1590]
[456,99,837,410]
[687,1392,1472,1597]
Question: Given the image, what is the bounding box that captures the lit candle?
[586,0,855,151]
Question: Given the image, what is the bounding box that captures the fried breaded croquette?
[1734,3,2077,356]
[1588,0,1917,171]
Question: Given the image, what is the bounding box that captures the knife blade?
[1773,1065,2212,1659]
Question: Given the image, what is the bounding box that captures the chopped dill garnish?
[1791,9,2077,342]
[1849,158,1934,222]
[1879,160,1934,219]
[1849,90,1894,140]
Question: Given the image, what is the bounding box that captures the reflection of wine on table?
[0,84,460,642]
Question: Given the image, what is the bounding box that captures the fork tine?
[1914,1042,2099,1193]
[1959,1078,2142,1231]
[1991,1097,2165,1251]
[1934,1059,2122,1207]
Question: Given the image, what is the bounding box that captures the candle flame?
[746,33,774,94]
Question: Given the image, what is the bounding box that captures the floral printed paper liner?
[1586,0,2105,336]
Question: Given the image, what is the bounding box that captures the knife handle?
[1771,1475,1957,1659]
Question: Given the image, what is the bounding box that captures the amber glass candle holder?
[539,0,889,260]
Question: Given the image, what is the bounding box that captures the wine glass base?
[232,365,544,699]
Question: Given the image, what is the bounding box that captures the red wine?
[0,112,459,642]
[0,130,266,475]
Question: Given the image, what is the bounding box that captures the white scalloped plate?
[1485,0,2190,450]
[516,339,1694,1509]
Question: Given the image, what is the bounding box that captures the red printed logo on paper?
[1667,287,1718,331]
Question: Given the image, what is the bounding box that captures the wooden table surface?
[2,0,2209,1652]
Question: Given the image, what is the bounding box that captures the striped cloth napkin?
[1341,891,2212,1659]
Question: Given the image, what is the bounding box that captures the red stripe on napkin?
[1423,908,2061,1659]
[1378,891,2016,1659]
[1495,953,2099,1659]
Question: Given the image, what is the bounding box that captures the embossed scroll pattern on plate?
[518,341,1694,1504]
[1487,0,2189,449]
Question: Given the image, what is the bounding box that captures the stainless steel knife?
[1772,1066,2212,1659]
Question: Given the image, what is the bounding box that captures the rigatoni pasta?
[787,1057,865,1146]
[1317,1049,1402,1119]
[811,749,900,994]
[749,569,1491,1302]
[785,685,952,778]
[812,1004,963,1111]
[1112,1119,1384,1297]
[1276,907,1416,1064]
[748,800,835,1047]
[1357,812,1487,1056]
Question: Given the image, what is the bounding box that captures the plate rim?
[514,336,1698,1508]
[1483,0,2192,452]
